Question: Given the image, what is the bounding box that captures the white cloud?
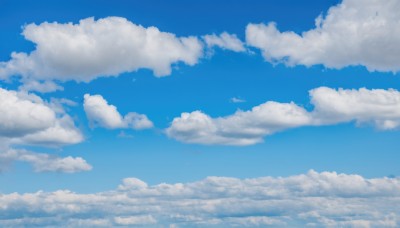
[167,87,400,145]
[0,88,84,147]
[83,94,153,130]
[0,149,91,173]
[0,88,56,137]
[0,171,398,227]
[246,0,400,72]
[18,80,64,93]
[203,32,246,52]
[311,87,400,129]
[0,17,203,83]
[114,215,156,226]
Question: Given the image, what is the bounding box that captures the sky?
[1,0,400,227]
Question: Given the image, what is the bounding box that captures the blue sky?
[1,0,400,227]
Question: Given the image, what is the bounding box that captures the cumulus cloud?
[203,32,246,52]
[83,94,153,130]
[166,102,311,145]
[311,87,400,129]
[167,87,400,145]
[0,149,91,173]
[246,0,400,72]
[0,16,203,84]
[0,171,398,227]
[0,88,83,147]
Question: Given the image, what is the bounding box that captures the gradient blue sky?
[1,1,400,227]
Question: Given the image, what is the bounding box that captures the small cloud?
[230,97,246,103]
[117,131,134,138]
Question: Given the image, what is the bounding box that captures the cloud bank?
[167,87,400,145]
[0,171,398,227]
[83,94,153,130]
[246,0,400,72]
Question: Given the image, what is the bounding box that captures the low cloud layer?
[0,171,398,227]
[0,17,203,83]
[83,94,153,130]
[167,87,400,145]
[246,0,400,72]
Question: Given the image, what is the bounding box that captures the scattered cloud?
[83,94,153,130]
[203,32,246,52]
[18,80,64,93]
[230,97,246,103]
[167,87,400,145]
[0,17,203,85]
[246,0,400,72]
[0,149,91,173]
[0,171,398,227]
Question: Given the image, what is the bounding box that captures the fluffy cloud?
[311,87,400,129]
[246,0,400,72]
[0,171,398,227]
[167,87,400,145]
[0,88,56,137]
[0,149,91,173]
[0,88,83,146]
[166,102,311,145]
[83,94,153,130]
[203,32,246,52]
[0,17,203,84]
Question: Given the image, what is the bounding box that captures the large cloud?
[167,87,400,145]
[0,171,398,227]
[0,149,91,173]
[246,0,400,72]
[83,94,153,130]
[0,17,203,83]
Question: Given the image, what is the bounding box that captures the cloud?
[0,171,398,227]
[203,32,246,52]
[230,97,246,103]
[166,102,311,145]
[0,17,203,84]
[83,94,153,130]
[167,87,400,145]
[311,87,400,129]
[0,149,91,173]
[18,80,64,93]
[0,88,83,147]
[246,0,400,72]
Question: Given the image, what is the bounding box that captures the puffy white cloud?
[0,149,91,173]
[0,171,399,227]
[0,88,83,147]
[166,102,311,145]
[0,88,56,137]
[246,0,400,72]
[0,17,203,83]
[167,87,400,145]
[83,94,153,130]
[203,32,246,52]
[311,87,400,129]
